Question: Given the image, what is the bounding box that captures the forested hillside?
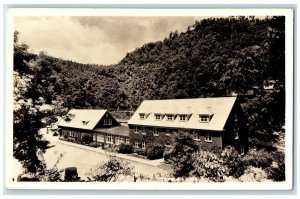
[14,16,285,150]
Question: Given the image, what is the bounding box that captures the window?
[126,138,130,144]
[141,127,146,135]
[166,130,170,136]
[235,128,239,139]
[139,113,145,119]
[199,115,209,122]
[234,114,238,122]
[135,141,140,148]
[155,114,162,120]
[82,121,89,125]
[153,128,159,136]
[106,135,113,144]
[194,132,201,141]
[166,114,173,121]
[205,132,212,142]
[116,136,125,145]
[134,126,139,134]
[142,141,146,149]
[179,114,187,121]
[240,145,245,155]
[103,119,107,125]
[108,119,112,125]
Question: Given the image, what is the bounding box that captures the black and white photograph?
[5,8,294,190]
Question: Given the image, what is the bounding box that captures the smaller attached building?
[128,97,248,154]
[58,109,129,146]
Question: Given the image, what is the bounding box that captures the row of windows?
[134,141,146,149]
[103,119,112,125]
[106,134,130,144]
[63,130,80,137]
[133,126,213,142]
[140,113,213,123]
[134,126,164,136]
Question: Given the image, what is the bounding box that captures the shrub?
[168,130,199,178]
[146,143,165,160]
[241,149,274,169]
[191,151,229,182]
[239,166,268,182]
[265,162,285,181]
[117,143,134,154]
[265,151,285,181]
[86,155,133,182]
[82,134,93,143]
[221,145,245,178]
[17,172,40,181]
[163,149,172,164]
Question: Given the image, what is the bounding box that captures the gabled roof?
[128,97,237,131]
[58,109,107,130]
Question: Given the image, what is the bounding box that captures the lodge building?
[58,96,248,154]
[127,96,248,154]
[58,109,129,147]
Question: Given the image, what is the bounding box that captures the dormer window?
[139,113,145,119]
[82,121,89,125]
[199,114,213,123]
[155,114,163,120]
[139,113,150,119]
[166,114,174,121]
[179,114,188,121]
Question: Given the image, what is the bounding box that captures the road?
[43,131,169,181]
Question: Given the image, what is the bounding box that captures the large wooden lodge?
[58,96,248,154]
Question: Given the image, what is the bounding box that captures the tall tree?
[13,31,51,175]
[167,130,199,179]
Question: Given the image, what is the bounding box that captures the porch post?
[95,132,97,147]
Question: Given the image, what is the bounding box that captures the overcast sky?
[14,16,205,65]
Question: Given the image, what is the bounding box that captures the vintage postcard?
[5,8,294,190]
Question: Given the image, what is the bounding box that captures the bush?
[117,143,134,154]
[135,148,147,156]
[191,151,229,182]
[168,130,199,178]
[82,134,93,144]
[221,145,245,178]
[86,155,132,182]
[265,151,285,181]
[265,162,285,181]
[146,143,165,160]
[163,149,172,163]
[239,166,268,182]
[241,149,274,169]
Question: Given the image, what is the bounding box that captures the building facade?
[58,109,130,147]
[128,97,248,154]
